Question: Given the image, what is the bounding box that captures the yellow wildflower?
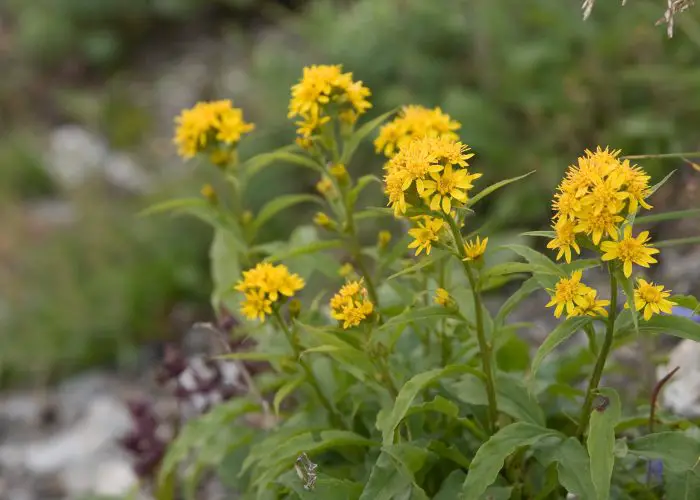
[574,207,625,246]
[421,163,481,213]
[600,226,659,278]
[375,105,461,158]
[545,271,590,318]
[173,100,254,160]
[462,236,488,261]
[546,218,580,263]
[407,216,444,256]
[329,280,374,329]
[288,64,371,139]
[235,263,304,321]
[434,288,452,307]
[632,278,675,321]
[378,230,392,249]
[571,289,610,318]
[240,290,272,322]
[329,163,349,185]
[383,136,479,216]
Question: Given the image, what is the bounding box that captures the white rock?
[657,339,700,417]
[104,152,152,194]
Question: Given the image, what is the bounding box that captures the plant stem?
[272,310,345,429]
[583,323,599,356]
[445,216,499,434]
[576,264,618,438]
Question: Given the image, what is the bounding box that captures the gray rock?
[657,339,700,417]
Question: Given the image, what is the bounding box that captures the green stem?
[445,216,499,434]
[583,323,599,356]
[576,264,618,438]
[622,151,700,160]
[272,310,345,429]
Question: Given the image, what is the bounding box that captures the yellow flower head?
[545,271,591,318]
[548,146,655,261]
[462,236,488,261]
[375,105,461,158]
[288,64,371,139]
[407,216,444,256]
[174,100,254,160]
[632,278,675,321]
[600,226,659,278]
[316,176,336,198]
[434,288,452,307]
[200,184,217,203]
[235,263,304,321]
[330,279,374,329]
[383,136,480,216]
[546,218,580,263]
[571,289,610,318]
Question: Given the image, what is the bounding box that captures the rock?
[45,125,152,193]
[657,339,700,417]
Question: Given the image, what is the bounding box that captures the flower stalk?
[576,263,618,437]
[446,215,499,433]
[272,309,345,429]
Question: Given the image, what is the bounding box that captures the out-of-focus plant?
[144,62,700,499]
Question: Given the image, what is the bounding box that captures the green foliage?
[146,9,700,498]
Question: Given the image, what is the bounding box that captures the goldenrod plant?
[146,65,700,499]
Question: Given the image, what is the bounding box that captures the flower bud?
[329,163,349,186]
[378,230,392,249]
[338,263,354,278]
[241,210,254,225]
[200,184,217,204]
[288,299,302,320]
[314,212,336,230]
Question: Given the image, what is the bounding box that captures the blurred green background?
[1,0,699,385]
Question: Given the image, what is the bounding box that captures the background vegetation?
[1,0,699,384]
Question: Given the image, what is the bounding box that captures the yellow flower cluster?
[547,147,655,266]
[235,263,304,321]
[375,105,461,158]
[174,100,254,161]
[288,65,371,143]
[383,136,480,216]
[329,280,374,329]
[545,271,610,319]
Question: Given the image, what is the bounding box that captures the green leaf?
[466,171,535,208]
[378,305,457,332]
[273,375,305,416]
[382,444,431,500]
[481,262,557,287]
[253,194,322,231]
[158,398,259,489]
[434,470,467,500]
[530,316,592,381]
[404,395,459,420]
[587,387,621,500]
[428,441,472,469]
[461,422,559,498]
[655,236,700,248]
[217,351,287,362]
[448,374,545,426]
[341,108,397,164]
[665,469,700,499]
[672,295,700,312]
[264,239,345,263]
[348,174,382,209]
[210,228,243,310]
[494,277,540,328]
[638,314,700,342]
[386,253,443,280]
[615,269,639,336]
[499,244,563,288]
[648,169,676,197]
[552,438,597,500]
[139,197,208,217]
[520,230,556,238]
[628,432,700,472]
[358,449,413,500]
[242,147,324,180]
[379,365,483,446]
[277,470,363,500]
[635,208,700,224]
